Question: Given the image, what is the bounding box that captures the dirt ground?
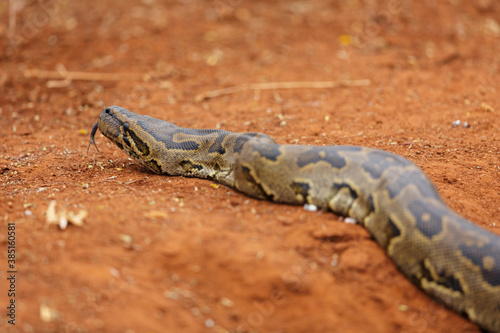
[1,0,499,332]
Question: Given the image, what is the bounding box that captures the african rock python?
[90,105,500,332]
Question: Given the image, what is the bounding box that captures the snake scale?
[89,105,500,332]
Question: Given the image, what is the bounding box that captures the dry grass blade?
[24,69,151,82]
[194,79,371,102]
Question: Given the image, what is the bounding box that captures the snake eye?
[105,108,111,114]
[124,122,129,130]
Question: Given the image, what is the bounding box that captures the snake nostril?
[105,108,111,114]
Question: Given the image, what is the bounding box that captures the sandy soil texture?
[1,1,499,332]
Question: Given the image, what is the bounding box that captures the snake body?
[91,105,500,332]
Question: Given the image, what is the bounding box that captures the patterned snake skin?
[89,106,500,332]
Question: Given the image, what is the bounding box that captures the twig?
[24,69,152,82]
[194,79,371,102]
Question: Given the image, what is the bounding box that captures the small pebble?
[58,216,68,230]
[220,297,234,307]
[109,267,121,278]
[303,204,318,212]
[40,304,59,323]
[330,253,339,267]
[164,290,179,300]
[398,304,409,312]
[452,119,461,127]
[205,319,215,328]
[344,217,358,224]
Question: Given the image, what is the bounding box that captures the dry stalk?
[194,79,371,102]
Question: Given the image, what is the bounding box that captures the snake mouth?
[99,106,124,138]
[87,106,128,155]
[95,106,131,148]
[94,106,152,159]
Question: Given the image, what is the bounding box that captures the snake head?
[95,106,152,158]
[92,106,164,173]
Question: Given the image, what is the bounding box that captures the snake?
[89,105,500,332]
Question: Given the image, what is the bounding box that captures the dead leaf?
[45,201,87,229]
[144,210,168,219]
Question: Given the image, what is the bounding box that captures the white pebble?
[344,217,358,224]
[452,119,461,127]
[205,319,215,328]
[58,216,68,230]
[303,204,318,212]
